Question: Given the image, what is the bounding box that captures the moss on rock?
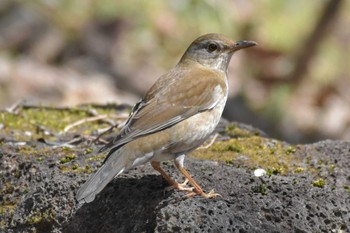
[191,136,300,174]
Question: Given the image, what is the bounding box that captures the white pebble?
[254,168,266,177]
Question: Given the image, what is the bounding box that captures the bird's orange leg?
[174,161,221,198]
[150,161,193,192]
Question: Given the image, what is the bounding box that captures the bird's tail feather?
[76,149,127,203]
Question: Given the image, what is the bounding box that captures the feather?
[76,149,127,203]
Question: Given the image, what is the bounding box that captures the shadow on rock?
[63,174,170,233]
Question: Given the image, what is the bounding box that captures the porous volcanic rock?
[1,140,350,233]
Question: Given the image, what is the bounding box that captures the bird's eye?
[207,43,218,52]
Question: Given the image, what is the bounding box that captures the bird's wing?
[100,65,227,159]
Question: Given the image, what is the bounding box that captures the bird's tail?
[76,148,127,204]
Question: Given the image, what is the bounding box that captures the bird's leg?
[150,161,193,192]
[174,161,221,198]
[150,161,175,185]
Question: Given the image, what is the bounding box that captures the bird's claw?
[165,179,194,192]
[184,189,222,199]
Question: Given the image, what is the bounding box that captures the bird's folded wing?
[100,66,226,158]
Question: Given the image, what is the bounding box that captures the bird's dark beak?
[231,40,257,51]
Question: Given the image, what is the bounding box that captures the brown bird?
[76,33,256,203]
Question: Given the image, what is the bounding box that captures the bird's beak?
[231,40,257,51]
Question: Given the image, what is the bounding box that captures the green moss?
[59,163,94,173]
[343,185,350,193]
[294,167,305,173]
[60,154,77,164]
[0,204,16,216]
[252,183,268,195]
[266,167,284,176]
[58,165,70,171]
[62,146,73,152]
[191,136,301,174]
[27,215,43,224]
[225,123,260,138]
[0,105,122,142]
[286,146,296,154]
[17,145,63,158]
[72,163,79,170]
[212,143,243,153]
[312,178,326,188]
[86,154,106,162]
[225,159,234,165]
[26,209,56,225]
[0,182,28,218]
[80,165,95,174]
[84,147,93,154]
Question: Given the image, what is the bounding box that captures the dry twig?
[63,115,109,132]
[198,133,219,149]
[5,99,24,114]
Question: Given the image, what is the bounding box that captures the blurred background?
[0,0,349,143]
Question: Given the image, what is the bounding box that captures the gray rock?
[1,140,350,233]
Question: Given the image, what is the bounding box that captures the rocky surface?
[0,140,349,233]
[1,106,350,233]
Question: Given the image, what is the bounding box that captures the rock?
[1,106,349,233]
[0,140,349,233]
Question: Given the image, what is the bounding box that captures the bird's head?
[180,33,256,72]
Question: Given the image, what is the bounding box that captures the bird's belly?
[164,100,226,155]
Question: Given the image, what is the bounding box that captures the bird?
[76,33,256,203]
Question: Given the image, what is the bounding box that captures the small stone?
[254,168,266,177]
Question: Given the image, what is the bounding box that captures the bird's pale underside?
[76,33,256,203]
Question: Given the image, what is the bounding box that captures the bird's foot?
[166,179,194,192]
[185,189,222,199]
